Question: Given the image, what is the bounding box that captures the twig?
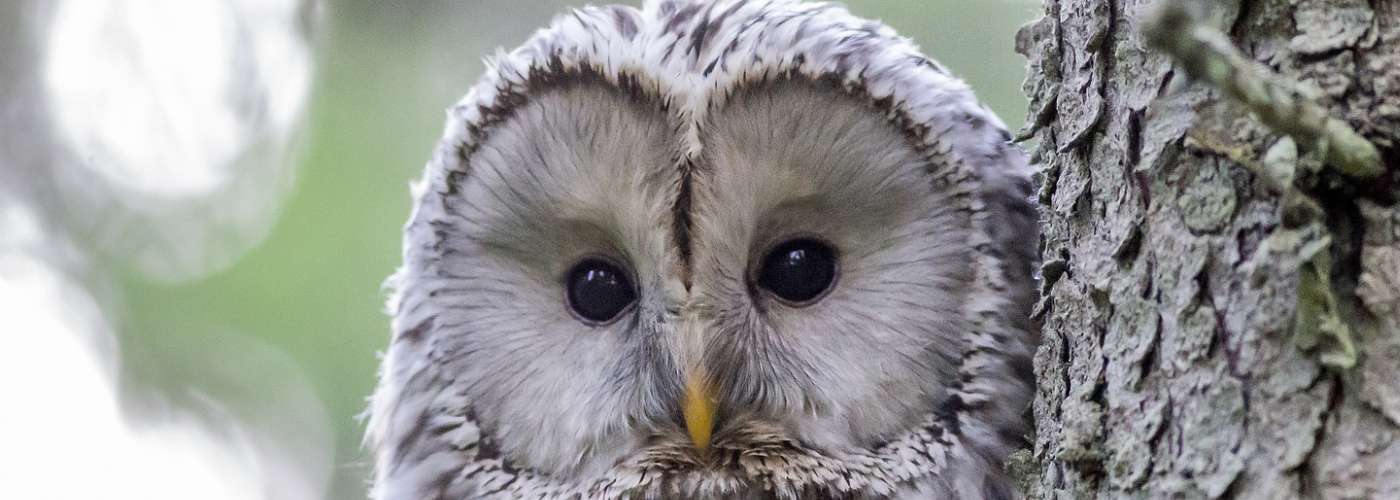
[1143,2,1383,179]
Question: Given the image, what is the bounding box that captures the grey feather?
[368,1,1037,498]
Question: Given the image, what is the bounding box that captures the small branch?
[1144,2,1383,179]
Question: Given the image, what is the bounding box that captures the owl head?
[367,1,1037,498]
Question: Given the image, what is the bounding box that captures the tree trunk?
[1015,0,1400,498]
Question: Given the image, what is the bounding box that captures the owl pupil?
[757,238,837,304]
[566,259,636,324]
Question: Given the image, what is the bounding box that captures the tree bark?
[1016,0,1400,498]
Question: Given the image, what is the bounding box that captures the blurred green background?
[111,1,1040,498]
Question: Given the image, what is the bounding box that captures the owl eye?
[756,238,838,305]
[566,258,637,325]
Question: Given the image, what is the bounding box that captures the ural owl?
[368,1,1038,498]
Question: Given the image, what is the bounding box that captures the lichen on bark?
[1016,0,1400,497]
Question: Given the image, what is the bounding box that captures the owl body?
[368,1,1038,499]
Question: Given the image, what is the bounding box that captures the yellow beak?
[681,370,717,451]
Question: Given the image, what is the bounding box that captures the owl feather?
[368,1,1037,499]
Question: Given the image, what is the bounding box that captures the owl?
[367,1,1038,498]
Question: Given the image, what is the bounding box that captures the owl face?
[369,1,1037,499]
[692,80,978,452]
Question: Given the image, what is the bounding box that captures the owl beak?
[681,370,717,451]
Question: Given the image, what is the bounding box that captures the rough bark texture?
[1016,0,1400,498]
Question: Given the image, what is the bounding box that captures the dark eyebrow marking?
[670,158,695,291]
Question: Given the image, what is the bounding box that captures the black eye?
[566,258,637,324]
[756,238,838,305]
